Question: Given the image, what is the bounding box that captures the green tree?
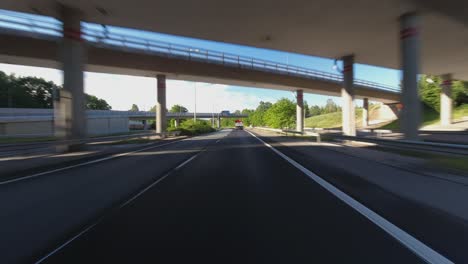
[420,75,468,111]
[0,75,57,108]
[169,104,188,113]
[86,94,112,110]
[249,101,272,126]
[0,70,112,110]
[241,109,255,126]
[220,118,235,127]
[129,104,140,111]
[0,71,11,107]
[323,99,340,114]
[303,100,311,117]
[419,75,442,111]
[452,81,468,106]
[309,105,322,116]
[264,98,296,129]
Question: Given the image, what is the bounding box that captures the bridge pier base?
[400,12,421,140]
[341,55,356,136]
[54,5,86,151]
[362,98,369,128]
[296,89,304,133]
[440,74,453,126]
[156,74,167,136]
[217,116,221,129]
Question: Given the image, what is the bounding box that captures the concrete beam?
[342,55,356,136]
[440,74,453,126]
[54,5,86,149]
[400,12,421,140]
[156,74,167,135]
[296,89,304,133]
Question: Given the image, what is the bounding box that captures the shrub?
[169,119,215,136]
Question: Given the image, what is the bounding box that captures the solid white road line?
[0,139,184,185]
[34,150,203,264]
[246,130,453,264]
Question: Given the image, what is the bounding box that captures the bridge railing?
[0,10,400,93]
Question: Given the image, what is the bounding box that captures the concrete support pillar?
[156,74,167,135]
[296,89,304,133]
[217,116,221,129]
[440,74,453,126]
[54,5,86,145]
[174,118,179,128]
[362,98,369,127]
[400,12,421,140]
[341,55,356,136]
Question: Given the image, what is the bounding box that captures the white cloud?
[166,81,274,113]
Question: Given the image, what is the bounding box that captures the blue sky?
[0,9,401,111]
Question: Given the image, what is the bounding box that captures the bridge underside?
[0,33,398,103]
[1,0,468,80]
[1,0,462,141]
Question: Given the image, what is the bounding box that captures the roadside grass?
[368,145,468,174]
[0,136,56,144]
[89,130,149,138]
[305,109,363,129]
[379,104,467,130]
[0,130,152,145]
[432,157,468,172]
[107,137,159,145]
[454,104,468,120]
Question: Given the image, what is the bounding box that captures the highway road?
[0,129,460,263]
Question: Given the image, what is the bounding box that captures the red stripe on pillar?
[63,27,82,41]
[400,27,419,39]
[157,75,166,88]
[343,65,353,73]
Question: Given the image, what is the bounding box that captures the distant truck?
[220,110,230,116]
[234,119,244,130]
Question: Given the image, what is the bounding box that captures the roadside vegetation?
[380,104,467,130]
[304,109,366,129]
[379,75,467,130]
[369,145,468,173]
[0,136,56,144]
[0,71,111,110]
[241,98,366,130]
[168,119,215,136]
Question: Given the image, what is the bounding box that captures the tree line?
[419,74,468,112]
[237,98,342,129]
[0,71,112,110]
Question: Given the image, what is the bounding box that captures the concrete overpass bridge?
[0,108,248,121]
[0,108,248,136]
[0,10,401,146]
[0,1,464,145]
[0,12,399,103]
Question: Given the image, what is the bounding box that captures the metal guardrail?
[0,131,178,157]
[333,135,468,156]
[0,11,400,93]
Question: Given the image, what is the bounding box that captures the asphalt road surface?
[1,129,458,263]
[38,129,428,264]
